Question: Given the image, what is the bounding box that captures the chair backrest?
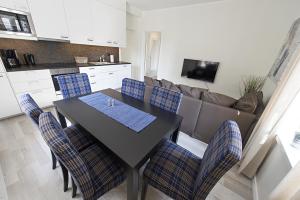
[193,120,242,200]
[150,86,182,113]
[19,93,43,125]
[57,73,92,99]
[121,78,146,101]
[39,112,95,200]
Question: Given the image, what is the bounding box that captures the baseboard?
[253,176,259,200]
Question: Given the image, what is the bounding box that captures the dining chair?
[121,78,146,101]
[141,120,242,200]
[150,86,182,113]
[57,73,92,99]
[19,93,94,192]
[39,112,126,200]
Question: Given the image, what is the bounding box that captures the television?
[181,59,219,83]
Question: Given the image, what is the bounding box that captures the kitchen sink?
[88,62,113,65]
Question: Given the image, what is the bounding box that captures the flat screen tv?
[181,59,219,83]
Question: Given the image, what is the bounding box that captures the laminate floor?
[0,110,253,200]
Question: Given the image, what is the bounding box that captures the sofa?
[144,77,264,146]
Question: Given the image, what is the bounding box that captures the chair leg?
[72,177,77,198]
[59,161,69,192]
[51,150,57,170]
[141,177,149,200]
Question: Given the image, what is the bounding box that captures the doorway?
[144,32,161,78]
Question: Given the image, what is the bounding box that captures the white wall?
[141,0,300,99]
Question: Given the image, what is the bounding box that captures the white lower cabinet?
[0,73,22,119]
[80,64,131,92]
[8,70,56,108]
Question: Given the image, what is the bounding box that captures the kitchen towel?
[79,92,156,132]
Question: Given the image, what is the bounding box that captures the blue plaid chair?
[121,78,146,101]
[39,112,126,200]
[19,94,43,125]
[150,86,182,113]
[57,73,92,99]
[142,120,242,200]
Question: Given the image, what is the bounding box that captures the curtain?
[238,18,300,177]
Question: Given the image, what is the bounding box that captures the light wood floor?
[0,110,253,200]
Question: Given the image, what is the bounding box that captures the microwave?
[0,7,35,37]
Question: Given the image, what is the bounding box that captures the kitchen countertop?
[5,62,131,72]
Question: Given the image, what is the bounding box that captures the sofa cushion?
[254,91,264,115]
[178,96,202,136]
[179,84,207,99]
[234,92,258,113]
[161,79,181,92]
[144,76,161,87]
[202,91,237,107]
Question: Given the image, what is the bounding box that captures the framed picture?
[269,18,300,83]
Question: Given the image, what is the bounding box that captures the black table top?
[54,89,182,168]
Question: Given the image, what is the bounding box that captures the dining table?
[54,88,183,200]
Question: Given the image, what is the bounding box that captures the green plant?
[241,76,266,96]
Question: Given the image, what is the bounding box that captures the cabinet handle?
[61,35,69,39]
[90,75,96,78]
[0,74,3,78]
[89,68,95,70]
[31,89,43,94]
[91,82,96,84]
[109,72,114,75]
[107,40,113,44]
[113,41,118,44]
[87,38,94,41]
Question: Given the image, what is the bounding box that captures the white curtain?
[239,46,300,178]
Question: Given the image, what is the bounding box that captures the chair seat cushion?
[64,125,94,152]
[144,140,202,200]
[80,144,126,197]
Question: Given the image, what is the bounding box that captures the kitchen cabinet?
[0,73,22,119]
[27,0,69,41]
[63,0,94,45]
[0,0,29,12]
[79,64,131,92]
[99,0,126,11]
[8,70,57,108]
[92,0,126,47]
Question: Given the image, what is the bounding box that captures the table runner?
[79,92,156,132]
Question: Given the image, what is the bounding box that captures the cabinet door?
[64,0,94,45]
[0,73,21,119]
[27,0,69,40]
[111,8,126,47]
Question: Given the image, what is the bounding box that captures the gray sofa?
[144,80,260,146]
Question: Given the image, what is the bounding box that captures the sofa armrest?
[194,101,256,145]
[178,96,202,137]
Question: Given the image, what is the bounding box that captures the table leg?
[171,127,180,143]
[127,168,139,200]
[56,107,67,128]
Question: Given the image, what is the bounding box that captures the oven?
[50,68,79,99]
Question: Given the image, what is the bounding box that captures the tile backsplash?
[0,38,119,65]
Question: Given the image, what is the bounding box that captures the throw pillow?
[202,91,237,107]
[161,79,181,92]
[254,91,265,115]
[179,84,208,99]
[144,76,161,87]
[234,92,258,113]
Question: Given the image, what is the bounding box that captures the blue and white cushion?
[143,120,242,200]
[150,86,182,113]
[121,78,146,101]
[57,73,92,99]
[19,93,43,125]
[39,112,125,200]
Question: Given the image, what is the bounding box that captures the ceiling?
[127,0,223,11]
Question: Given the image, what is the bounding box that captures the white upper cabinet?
[92,0,126,47]
[27,0,69,41]
[64,0,94,45]
[0,0,29,12]
[99,0,126,11]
